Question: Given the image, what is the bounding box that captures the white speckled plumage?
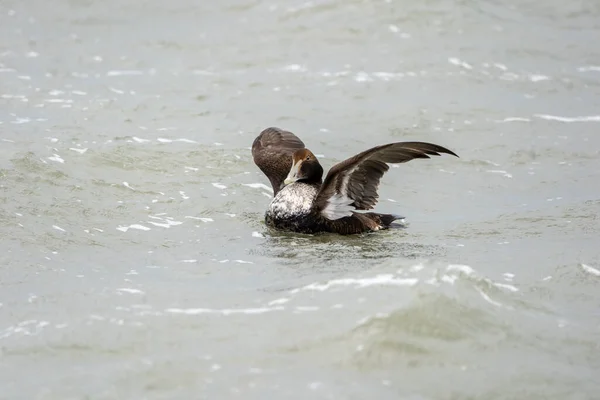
[266,182,318,220]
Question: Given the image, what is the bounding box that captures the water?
[2,0,600,398]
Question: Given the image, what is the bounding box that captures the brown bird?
[252,127,458,235]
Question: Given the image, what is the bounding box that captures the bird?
[251,127,458,235]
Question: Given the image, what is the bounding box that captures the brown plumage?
[252,127,459,235]
[251,127,305,196]
[315,142,459,217]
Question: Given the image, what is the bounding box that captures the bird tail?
[364,212,405,229]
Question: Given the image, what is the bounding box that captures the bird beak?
[284,161,300,185]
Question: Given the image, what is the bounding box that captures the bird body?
[252,127,458,235]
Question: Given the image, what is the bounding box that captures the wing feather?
[315,142,458,219]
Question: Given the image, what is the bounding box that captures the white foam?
[282,64,306,72]
[354,72,373,82]
[252,231,264,238]
[535,114,600,122]
[493,283,519,292]
[123,182,135,190]
[475,287,503,307]
[581,264,600,276]
[48,154,64,163]
[2,94,27,100]
[117,288,144,294]
[486,169,513,178]
[529,74,550,82]
[166,306,284,315]
[147,215,183,228]
[212,183,227,189]
[356,313,389,326]
[410,264,424,272]
[234,260,254,264]
[496,117,531,123]
[448,57,473,70]
[268,298,290,306]
[147,220,182,228]
[372,72,400,81]
[503,273,515,281]
[69,147,88,154]
[132,136,150,143]
[116,224,151,232]
[179,191,190,200]
[577,66,600,72]
[107,70,144,76]
[292,274,418,293]
[52,225,65,232]
[12,117,32,124]
[446,264,475,276]
[243,183,273,192]
[192,69,215,75]
[0,320,52,339]
[295,306,319,312]
[44,98,72,103]
[109,87,124,94]
[185,216,213,222]
[181,259,197,263]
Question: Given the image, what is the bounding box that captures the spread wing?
[315,142,459,220]
[251,127,305,196]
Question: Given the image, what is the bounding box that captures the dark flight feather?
[315,142,459,218]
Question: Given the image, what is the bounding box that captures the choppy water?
[2,0,600,398]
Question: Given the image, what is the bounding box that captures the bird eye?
[305,156,310,161]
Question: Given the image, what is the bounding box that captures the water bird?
[252,127,458,235]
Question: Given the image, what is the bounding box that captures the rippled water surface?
[2,0,600,398]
